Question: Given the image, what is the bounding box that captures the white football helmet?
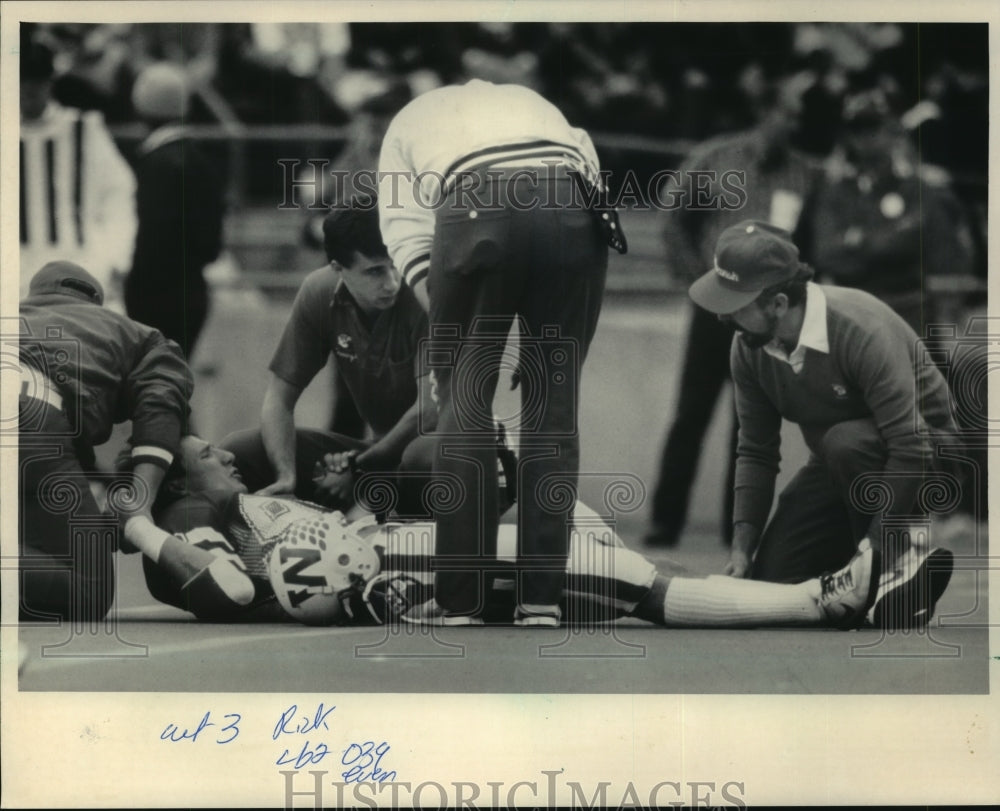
[266,512,381,625]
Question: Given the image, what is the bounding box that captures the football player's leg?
[631,563,875,629]
[629,551,876,630]
[504,517,842,629]
[627,574,821,627]
[563,524,658,622]
[546,501,875,629]
[395,434,437,519]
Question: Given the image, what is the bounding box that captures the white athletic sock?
[663,575,823,627]
[123,514,170,563]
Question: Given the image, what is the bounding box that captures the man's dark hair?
[322,194,388,266]
[757,263,815,308]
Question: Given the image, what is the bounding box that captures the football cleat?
[868,546,954,630]
[266,514,381,625]
[400,598,484,626]
[817,538,879,629]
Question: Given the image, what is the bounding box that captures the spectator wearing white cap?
[124,62,225,358]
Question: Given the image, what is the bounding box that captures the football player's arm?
[727,341,783,577]
[259,374,304,495]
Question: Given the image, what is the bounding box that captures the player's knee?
[180,558,255,619]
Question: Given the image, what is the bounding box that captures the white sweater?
[377,80,600,288]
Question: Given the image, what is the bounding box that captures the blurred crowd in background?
[19,17,990,320]
[25,21,986,160]
[20,20,989,284]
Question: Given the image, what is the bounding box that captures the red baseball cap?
[688,220,800,314]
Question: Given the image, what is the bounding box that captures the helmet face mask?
[266,514,381,625]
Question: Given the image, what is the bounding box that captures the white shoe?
[513,604,562,628]
[817,538,879,629]
[868,546,954,630]
[400,598,484,626]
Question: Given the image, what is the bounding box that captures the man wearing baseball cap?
[690,221,958,629]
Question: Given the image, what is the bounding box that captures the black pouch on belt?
[576,175,628,255]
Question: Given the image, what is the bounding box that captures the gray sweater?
[731,284,956,533]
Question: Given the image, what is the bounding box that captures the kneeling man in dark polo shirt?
[224,195,433,511]
[688,220,958,628]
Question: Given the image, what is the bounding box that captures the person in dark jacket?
[803,89,977,334]
[124,62,225,358]
[18,261,196,622]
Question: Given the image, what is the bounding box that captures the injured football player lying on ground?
[119,433,940,630]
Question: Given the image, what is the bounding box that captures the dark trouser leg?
[723,415,737,544]
[427,280,512,614]
[751,419,889,583]
[125,281,209,360]
[19,405,114,622]
[427,177,607,614]
[516,207,607,607]
[750,458,857,583]
[396,434,438,519]
[176,282,210,360]
[817,418,891,542]
[649,305,734,543]
[219,427,367,502]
